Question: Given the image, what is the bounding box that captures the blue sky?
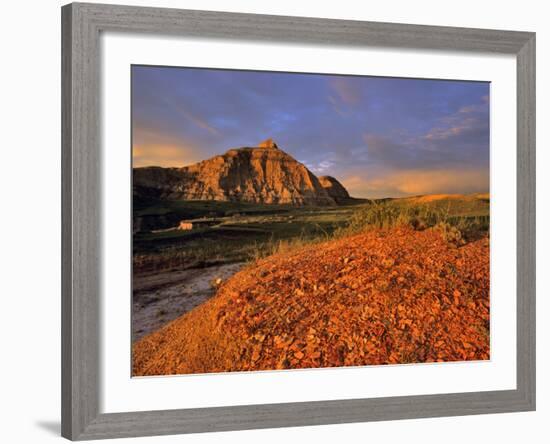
[132,65,489,198]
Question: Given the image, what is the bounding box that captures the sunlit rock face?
[133,140,347,206]
[256,138,280,150]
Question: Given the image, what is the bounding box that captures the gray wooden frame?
[61,2,536,440]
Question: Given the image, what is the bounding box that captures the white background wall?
[0,0,546,442]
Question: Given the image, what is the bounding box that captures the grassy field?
[133,194,489,274]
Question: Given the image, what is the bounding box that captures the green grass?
[334,198,489,240]
[134,199,297,219]
[133,195,489,274]
[394,195,489,217]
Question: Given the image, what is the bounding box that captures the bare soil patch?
[132,262,244,342]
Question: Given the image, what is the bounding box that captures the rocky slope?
[318,175,351,203]
[133,139,344,206]
[133,228,490,375]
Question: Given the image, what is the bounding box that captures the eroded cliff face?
[133,140,347,206]
[318,176,351,203]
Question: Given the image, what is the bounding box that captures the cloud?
[342,168,489,198]
[327,95,347,117]
[329,77,364,105]
[170,102,220,136]
[132,125,202,167]
[422,99,489,163]
[343,96,489,197]
[133,144,198,168]
[361,95,489,171]
[306,159,336,174]
[363,133,413,165]
[457,103,487,114]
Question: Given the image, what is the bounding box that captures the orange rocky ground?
[133,228,490,376]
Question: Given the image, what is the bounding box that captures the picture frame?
[61,2,536,440]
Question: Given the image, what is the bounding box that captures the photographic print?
[131,66,490,377]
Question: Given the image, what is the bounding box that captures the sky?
[132,65,490,198]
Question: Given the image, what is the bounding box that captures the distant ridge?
[403,193,490,203]
[133,139,349,206]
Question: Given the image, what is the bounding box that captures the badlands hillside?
[133,138,349,206]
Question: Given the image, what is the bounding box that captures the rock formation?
[133,140,350,206]
[257,138,279,149]
[318,176,351,203]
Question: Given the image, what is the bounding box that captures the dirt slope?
[133,228,490,376]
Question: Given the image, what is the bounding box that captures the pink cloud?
[132,126,202,167]
[341,168,488,198]
[329,78,362,105]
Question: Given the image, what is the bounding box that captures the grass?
[335,199,489,240]
[133,217,346,273]
[133,194,489,274]
[134,198,298,219]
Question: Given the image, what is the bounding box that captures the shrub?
[432,222,464,245]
